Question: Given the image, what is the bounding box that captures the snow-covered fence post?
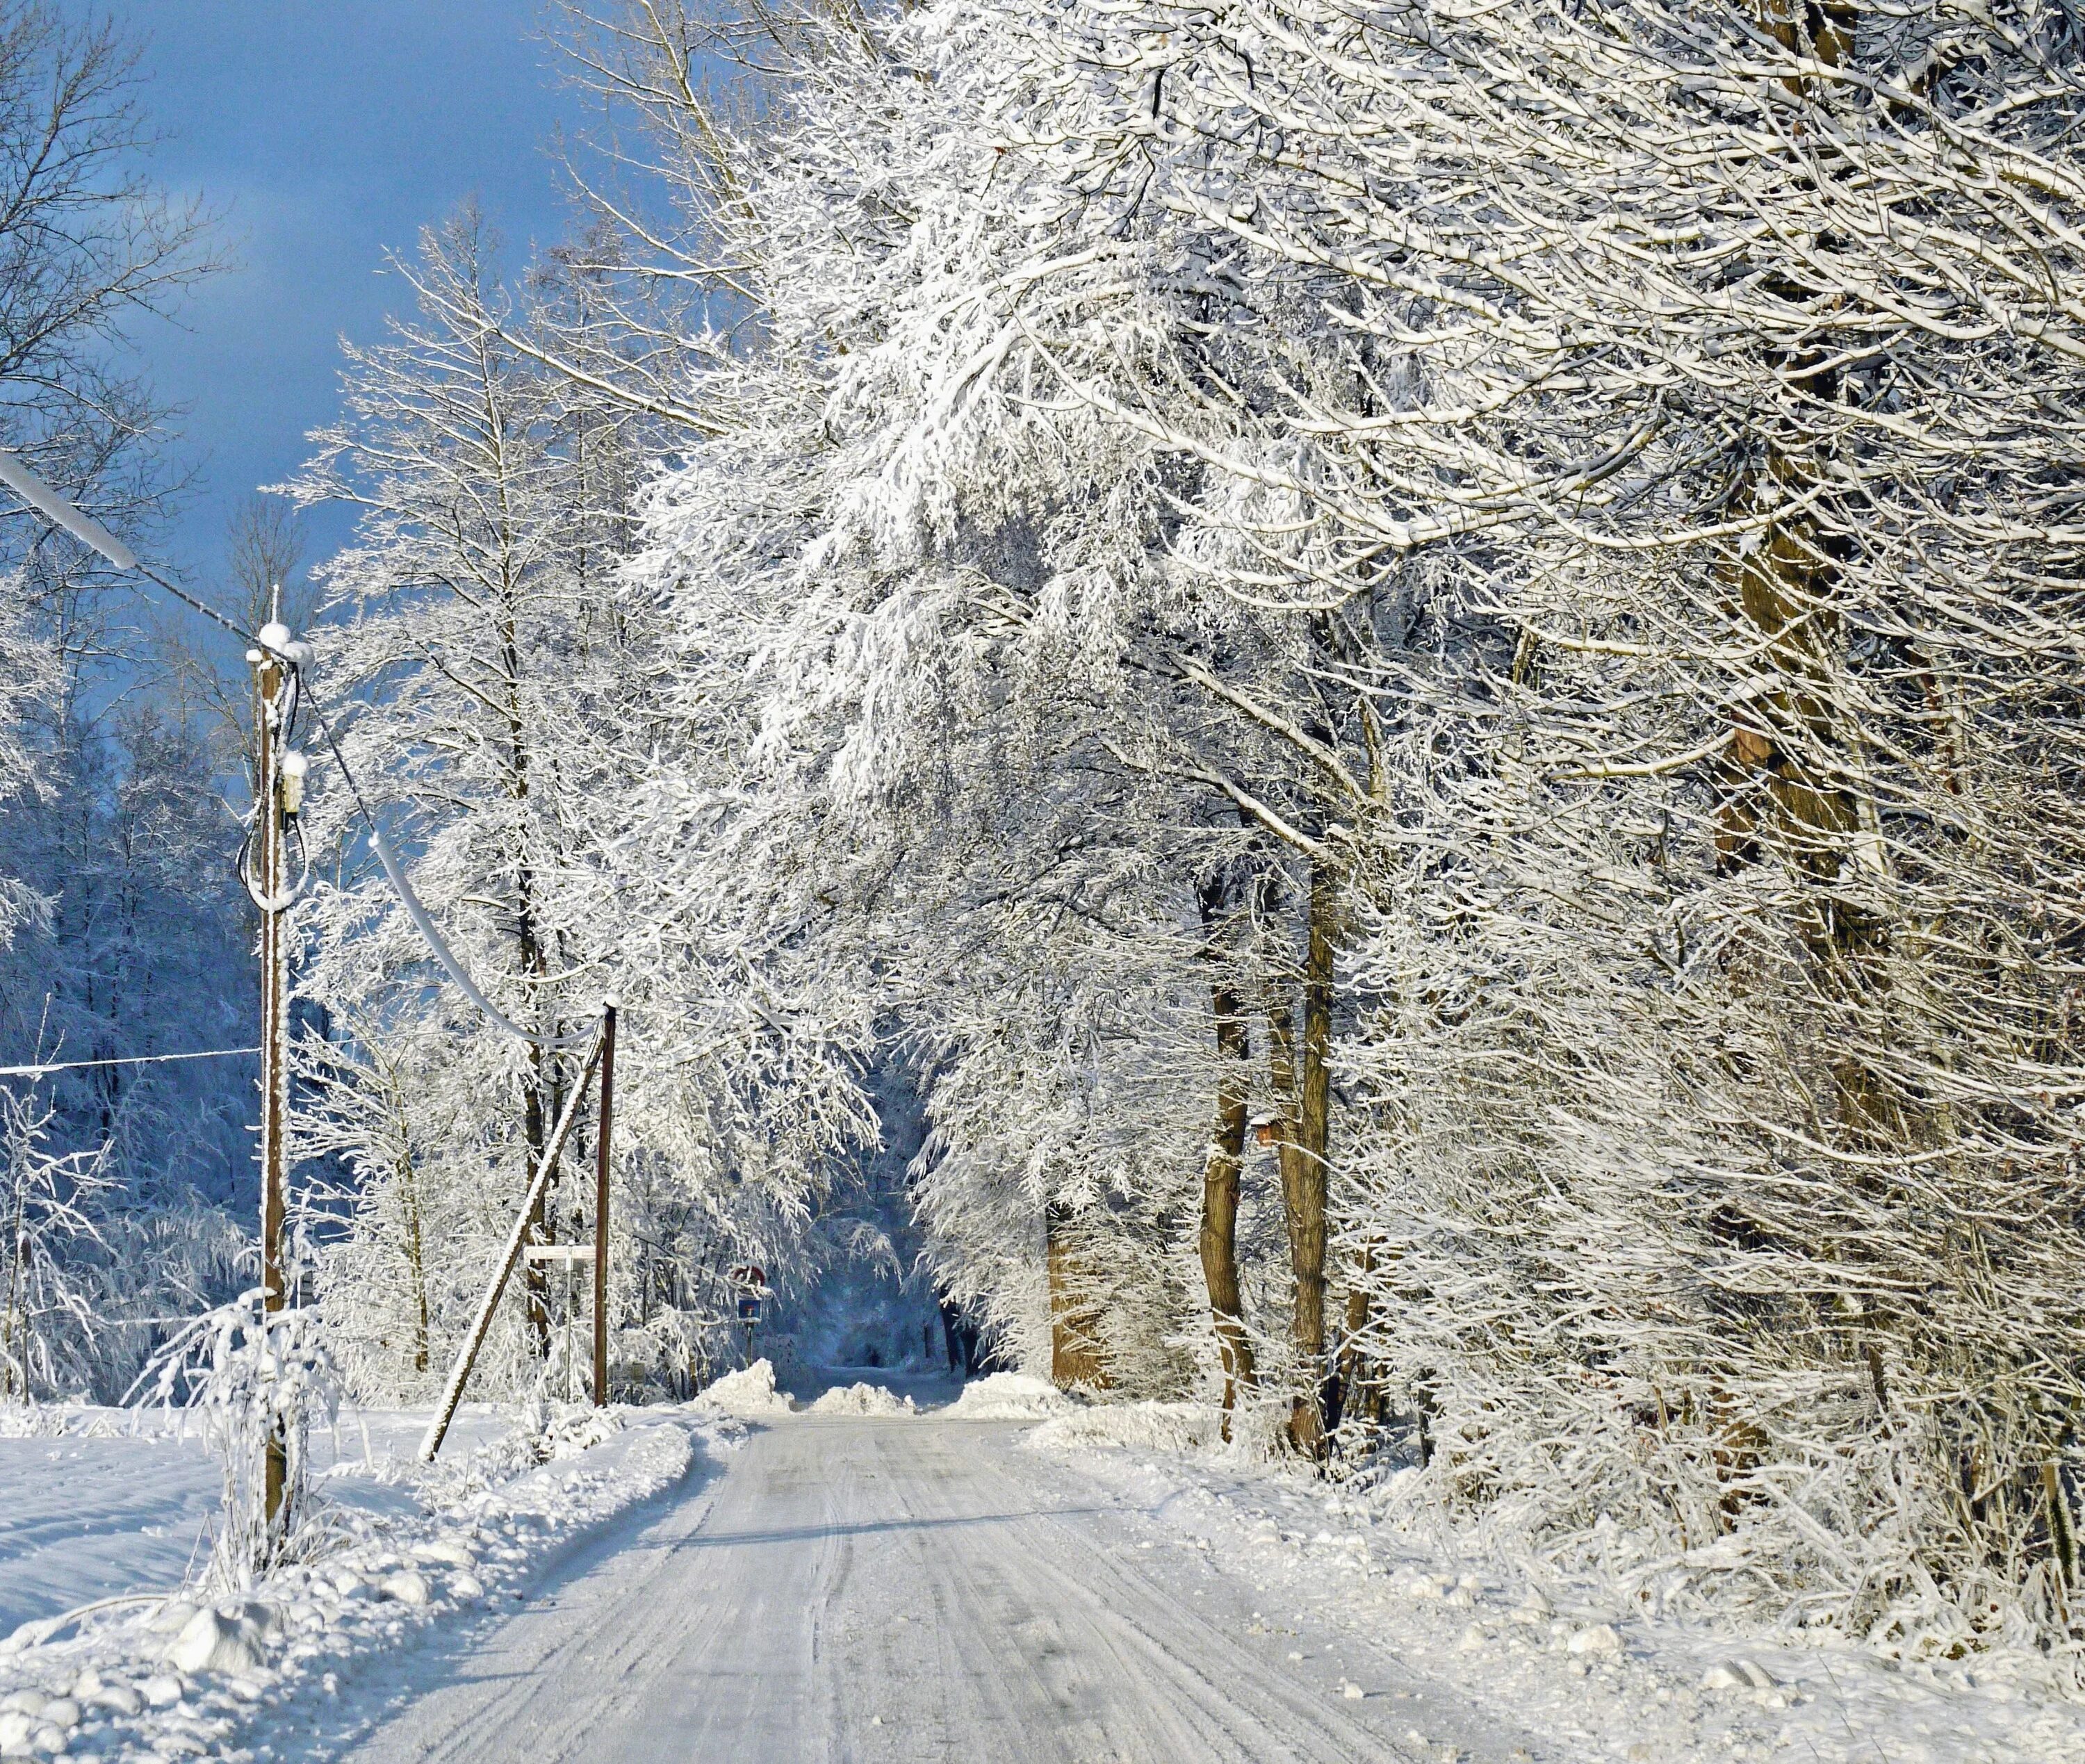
[419,1018,608,1461]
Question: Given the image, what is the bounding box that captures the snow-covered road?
[315,1414,1532,1764]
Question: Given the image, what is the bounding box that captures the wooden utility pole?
[251,622,291,1539]
[592,1003,616,1407]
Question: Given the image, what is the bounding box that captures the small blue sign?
[737,1295,762,1323]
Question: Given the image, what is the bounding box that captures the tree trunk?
[1197,881,1255,1439]
[1269,857,1336,1461]
[520,1048,554,1359]
[1705,3,1907,1494]
[1721,0,1894,1138]
[1044,1200,1108,1389]
[1339,1241,1382,1430]
[399,1150,430,1375]
[499,579,560,1364]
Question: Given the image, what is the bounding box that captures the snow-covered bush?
[136,1292,341,1583]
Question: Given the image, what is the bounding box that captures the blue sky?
[98,1,587,586]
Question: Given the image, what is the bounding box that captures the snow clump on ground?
[807,1382,915,1416]
[942,1373,1072,1421]
[688,1359,797,1419]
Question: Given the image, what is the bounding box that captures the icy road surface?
[320,1414,1535,1763]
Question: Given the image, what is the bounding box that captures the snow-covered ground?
[1,1377,2078,1761]
[0,1405,519,1640]
[0,1400,705,1762]
[0,1418,217,1638]
[1022,1401,2085,1764]
[315,1396,1501,1762]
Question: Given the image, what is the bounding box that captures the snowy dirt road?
[308,1415,1537,1764]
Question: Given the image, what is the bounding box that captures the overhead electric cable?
[0,1045,262,1081]
[314,715,595,1050]
[0,448,594,1053]
[0,450,262,648]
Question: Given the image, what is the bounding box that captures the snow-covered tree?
[284,211,644,1395]
[0,3,245,1403]
[553,0,2085,1659]
[286,203,874,1402]
[254,0,2085,1665]
[1011,0,2085,1653]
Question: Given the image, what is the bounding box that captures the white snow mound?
[1027,1400,1223,1455]
[942,1373,1072,1421]
[691,1359,796,1419]
[808,1382,915,1416]
[0,1416,698,1764]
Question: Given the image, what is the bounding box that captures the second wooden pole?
[592,1003,616,1407]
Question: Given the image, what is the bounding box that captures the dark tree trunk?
[1270,857,1336,1461]
[1197,879,1256,1439]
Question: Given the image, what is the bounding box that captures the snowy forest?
[8,0,2085,1681]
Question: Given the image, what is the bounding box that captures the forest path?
[317,1414,1542,1764]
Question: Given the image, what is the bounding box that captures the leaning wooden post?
[418,1020,607,1462]
[591,1003,616,1407]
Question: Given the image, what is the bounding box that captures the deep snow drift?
[0,1400,704,1762]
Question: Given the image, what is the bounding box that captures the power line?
[306,709,594,1051]
[0,451,256,649]
[0,1046,261,1081]
[0,448,596,1054]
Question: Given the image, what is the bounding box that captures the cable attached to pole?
[0,1046,261,1081]
[0,448,593,1054]
[306,710,594,1050]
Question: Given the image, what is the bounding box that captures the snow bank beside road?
[807,1382,914,1416]
[0,1407,703,1763]
[682,1366,1072,1424]
[685,1362,938,1420]
[1028,1400,1224,1455]
[942,1373,1070,1421]
[0,1403,521,1641]
[1026,1401,2085,1764]
[688,1359,796,1419]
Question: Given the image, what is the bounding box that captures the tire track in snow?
[315,1415,1553,1763]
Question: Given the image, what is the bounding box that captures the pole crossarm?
[418,1018,610,1462]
